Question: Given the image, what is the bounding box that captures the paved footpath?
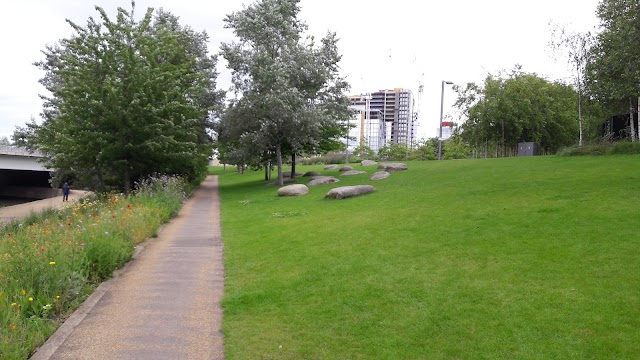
[31,176,225,360]
[0,191,87,226]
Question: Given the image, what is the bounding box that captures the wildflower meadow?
[0,174,190,359]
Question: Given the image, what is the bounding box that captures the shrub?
[610,141,640,154]
[557,141,640,156]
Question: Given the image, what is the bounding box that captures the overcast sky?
[0,0,601,141]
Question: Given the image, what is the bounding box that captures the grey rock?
[307,176,340,186]
[325,185,376,199]
[277,184,309,197]
[370,171,390,181]
[324,165,339,170]
[303,171,322,177]
[377,163,408,172]
[338,166,353,172]
[282,171,304,177]
[340,170,367,176]
[361,160,377,166]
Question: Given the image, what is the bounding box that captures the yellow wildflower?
[28,297,33,302]
[21,289,26,295]
[49,261,56,265]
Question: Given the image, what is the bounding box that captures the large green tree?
[219,0,351,186]
[454,67,579,155]
[21,2,221,192]
[586,0,640,142]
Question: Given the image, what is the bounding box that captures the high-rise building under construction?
[350,88,416,152]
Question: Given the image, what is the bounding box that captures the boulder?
[325,185,375,199]
[338,166,353,172]
[307,176,340,186]
[377,163,408,172]
[303,171,322,177]
[340,170,367,176]
[324,165,339,170]
[361,160,377,166]
[370,171,390,181]
[282,171,304,177]
[277,184,309,197]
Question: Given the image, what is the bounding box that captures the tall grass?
[558,141,640,156]
[0,174,189,359]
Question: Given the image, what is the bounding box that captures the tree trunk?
[577,66,583,146]
[630,98,636,142]
[123,168,131,195]
[96,167,106,193]
[291,150,297,179]
[276,144,284,186]
[264,161,269,181]
[637,96,640,142]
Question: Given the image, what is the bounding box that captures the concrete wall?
[0,186,62,200]
[0,154,51,171]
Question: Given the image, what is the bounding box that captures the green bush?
[610,141,640,154]
[557,141,640,156]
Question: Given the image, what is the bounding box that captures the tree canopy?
[19,2,222,192]
[454,68,579,155]
[217,0,351,185]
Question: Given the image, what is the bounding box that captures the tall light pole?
[438,80,454,160]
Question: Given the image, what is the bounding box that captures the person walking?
[62,182,70,202]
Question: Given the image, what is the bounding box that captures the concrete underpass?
[0,146,59,207]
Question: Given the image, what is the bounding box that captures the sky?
[0,0,601,141]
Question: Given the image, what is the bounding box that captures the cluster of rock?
[276,162,407,200]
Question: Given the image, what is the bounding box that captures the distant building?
[349,88,416,151]
[436,121,455,141]
[348,96,385,152]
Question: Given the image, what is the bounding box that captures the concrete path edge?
[30,231,154,360]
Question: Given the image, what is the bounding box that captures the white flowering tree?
[22,3,222,193]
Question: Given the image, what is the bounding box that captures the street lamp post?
[438,80,454,160]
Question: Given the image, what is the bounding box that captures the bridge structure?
[0,145,58,199]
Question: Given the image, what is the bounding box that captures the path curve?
[31,176,224,360]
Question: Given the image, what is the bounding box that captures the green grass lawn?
[213,156,640,359]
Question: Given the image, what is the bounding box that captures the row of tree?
[14,0,350,191]
[14,0,639,189]
[450,0,640,155]
[453,67,597,156]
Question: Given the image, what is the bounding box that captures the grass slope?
[214,156,640,359]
